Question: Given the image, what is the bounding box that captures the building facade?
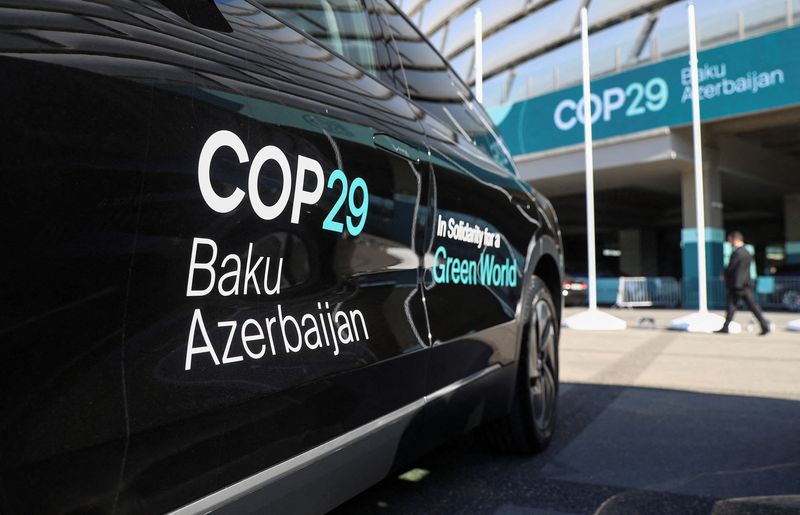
[399,0,800,308]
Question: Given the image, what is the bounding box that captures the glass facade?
[398,0,800,109]
[587,0,660,26]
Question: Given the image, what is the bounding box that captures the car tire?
[482,275,559,453]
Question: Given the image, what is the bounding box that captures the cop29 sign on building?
[490,26,800,156]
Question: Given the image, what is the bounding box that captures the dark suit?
[721,245,768,331]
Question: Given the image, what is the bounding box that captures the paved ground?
[333,308,800,514]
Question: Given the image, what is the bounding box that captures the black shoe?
[714,328,729,334]
[759,327,770,336]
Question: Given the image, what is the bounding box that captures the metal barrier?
[681,278,728,310]
[679,276,800,311]
[615,277,682,308]
[588,275,800,311]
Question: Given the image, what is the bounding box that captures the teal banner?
[490,26,800,156]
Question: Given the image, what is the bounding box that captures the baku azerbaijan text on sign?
[490,25,800,155]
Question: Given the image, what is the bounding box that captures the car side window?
[254,0,378,76]
[371,0,516,175]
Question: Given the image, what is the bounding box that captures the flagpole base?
[564,309,627,330]
[669,311,741,333]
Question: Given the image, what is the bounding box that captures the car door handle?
[373,133,420,163]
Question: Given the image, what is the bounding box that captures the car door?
[0,0,432,512]
[0,3,139,512]
[374,4,542,395]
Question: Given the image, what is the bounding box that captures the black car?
[562,274,589,307]
[0,1,564,513]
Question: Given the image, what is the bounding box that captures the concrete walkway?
[564,307,800,333]
[561,307,800,401]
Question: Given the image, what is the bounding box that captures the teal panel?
[757,276,775,295]
[597,278,619,305]
[490,26,800,155]
[681,228,726,309]
[786,241,800,264]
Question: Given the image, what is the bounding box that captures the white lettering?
[603,87,625,121]
[185,309,220,370]
[248,145,292,220]
[575,93,602,125]
[241,319,266,359]
[292,155,325,224]
[554,99,577,131]
[186,237,217,297]
[198,130,247,213]
[219,320,243,364]
[217,254,241,296]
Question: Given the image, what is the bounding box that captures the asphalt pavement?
[332,308,800,515]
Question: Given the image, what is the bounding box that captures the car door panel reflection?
[0,0,434,512]
[105,2,433,511]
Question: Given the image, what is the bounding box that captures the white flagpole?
[670,1,738,332]
[688,1,709,314]
[580,6,598,312]
[564,6,626,330]
[474,9,483,103]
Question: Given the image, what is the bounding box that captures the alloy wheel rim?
[529,298,557,431]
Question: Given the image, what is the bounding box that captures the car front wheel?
[482,275,559,453]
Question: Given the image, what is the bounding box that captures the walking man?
[716,231,770,335]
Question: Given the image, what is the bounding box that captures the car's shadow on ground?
[331,382,800,515]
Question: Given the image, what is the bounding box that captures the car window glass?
[254,0,378,75]
[372,1,516,175]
